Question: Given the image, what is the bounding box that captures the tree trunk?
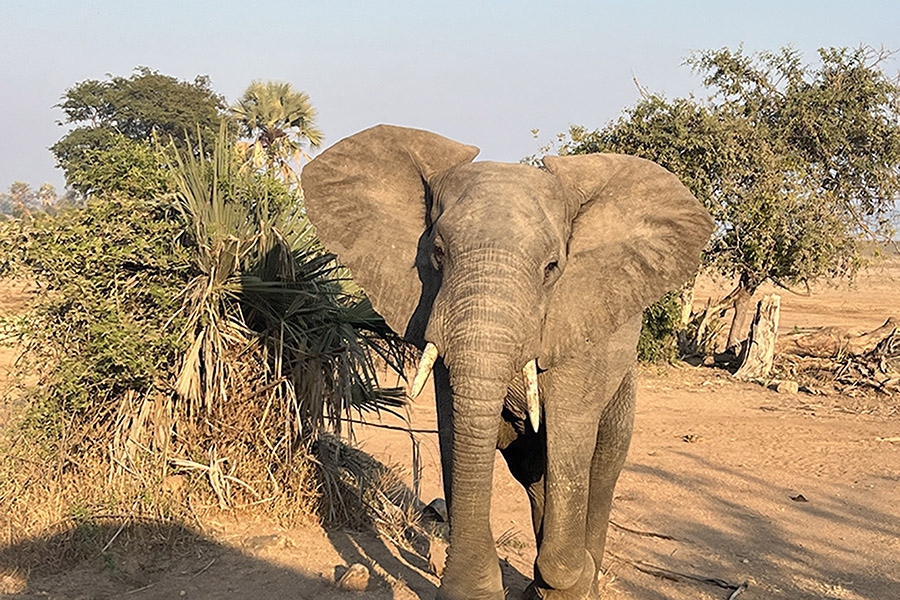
[735,294,781,380]
[678,274,697,328]
[726,281,754,352]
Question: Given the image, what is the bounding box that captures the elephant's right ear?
[301,125,479,342]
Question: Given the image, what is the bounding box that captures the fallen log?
[779,317,898,358]
[774,323,900,395]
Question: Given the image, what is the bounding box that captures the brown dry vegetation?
[1,259,899,599]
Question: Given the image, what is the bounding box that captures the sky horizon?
[2,1,900,195]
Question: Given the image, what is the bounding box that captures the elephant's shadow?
[315,435,533,596]
[326,518,533,598]
[499,556,533,597]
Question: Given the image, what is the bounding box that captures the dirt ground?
[0,280,34,429]
[1,260,898,600]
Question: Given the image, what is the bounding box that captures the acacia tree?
[51,67,227,197]
[230,81,323,184]
[563,46,900,350]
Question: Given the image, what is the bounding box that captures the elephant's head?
[302,125,713,598]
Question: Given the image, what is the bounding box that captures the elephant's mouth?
[409,341,542,431]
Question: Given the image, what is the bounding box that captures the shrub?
[637,292,682,364]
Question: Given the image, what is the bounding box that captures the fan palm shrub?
[168,126,409,444]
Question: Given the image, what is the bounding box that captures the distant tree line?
[48,67,322,199]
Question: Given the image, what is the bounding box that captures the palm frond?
[166,124,411,446]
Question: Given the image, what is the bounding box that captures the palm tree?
[231,81,324,184]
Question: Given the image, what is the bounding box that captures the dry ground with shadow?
[1,260,899,599]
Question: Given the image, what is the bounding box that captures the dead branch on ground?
[775,318,900,395]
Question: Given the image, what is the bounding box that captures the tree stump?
[735,294,781,380]
[726,283,754,351]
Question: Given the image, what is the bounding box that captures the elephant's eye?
[543,260,559,283]
[431,240,445,270]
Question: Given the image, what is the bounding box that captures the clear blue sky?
[2,0,899,194]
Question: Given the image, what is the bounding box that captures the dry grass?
[0,306,416,572]
[313,434,424,547]
[0,365,319,565]
[0,429,422,576]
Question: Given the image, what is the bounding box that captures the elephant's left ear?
[540,154,714,364]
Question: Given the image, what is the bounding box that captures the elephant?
[301,125,714,600]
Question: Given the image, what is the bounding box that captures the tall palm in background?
[231,81,324,184]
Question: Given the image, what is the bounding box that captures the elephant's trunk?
[429,247,540,371]
[428,248,540,598]
[437,349,513,596]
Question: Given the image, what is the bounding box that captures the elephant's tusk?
[523,359,540,432]
[410,342,439,399]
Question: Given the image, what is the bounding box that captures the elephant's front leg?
[586,368,635,578]
[531,366,607,600]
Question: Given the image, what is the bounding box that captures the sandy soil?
[0,280,34,429]
[1,260,898,600]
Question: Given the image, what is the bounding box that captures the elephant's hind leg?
[585,367,636,577]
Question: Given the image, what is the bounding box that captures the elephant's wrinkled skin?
[302,125,714,600]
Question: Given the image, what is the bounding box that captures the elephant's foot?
[436,551,504,600]
[524,551,598,600]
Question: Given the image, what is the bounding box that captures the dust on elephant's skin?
[302,125,713,600]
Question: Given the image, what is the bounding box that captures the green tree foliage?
[54,131,171,199]
[636,291,682,363]
[0,196,192,416]
[51,67,227,197]
[231,81,323,183]
[562,46,900,351]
